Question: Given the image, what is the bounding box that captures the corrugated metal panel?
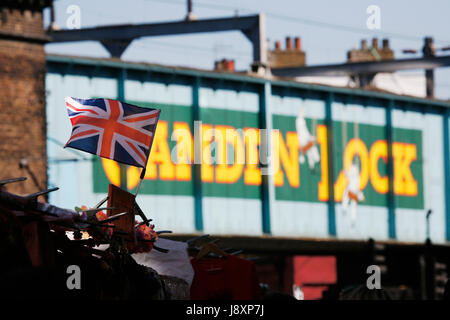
[392,110,446,243]
[332,101,389,240]
[270,94,328,238]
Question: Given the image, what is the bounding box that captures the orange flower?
[130,221,158,253]
[96,210,108,221]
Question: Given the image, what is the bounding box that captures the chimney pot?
[223,59,235,72]
[372,38,379,49]
[228,59,235,71]
[275,40,281,50]
[295,37,301,51]
[361,39,368,50]
[286,37,292,50]
[215,59,235,72]
[382,39,389,49]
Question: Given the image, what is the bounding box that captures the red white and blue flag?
[64,97,160,168]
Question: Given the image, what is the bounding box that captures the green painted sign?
[93,102,424,210]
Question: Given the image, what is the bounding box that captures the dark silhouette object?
[322,284,341,300]
[444,279,450,300]
[263,291,298,301]
[339,284,391,300]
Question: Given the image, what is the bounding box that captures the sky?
[44,0,450,99]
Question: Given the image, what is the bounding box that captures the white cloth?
[132,238,194,286]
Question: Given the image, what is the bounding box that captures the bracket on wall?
[100,39,132,58]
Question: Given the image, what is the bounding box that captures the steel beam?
[271,55,450,77]
[48,14,267,67]
[49,15,258,41]
[242,14,267,71]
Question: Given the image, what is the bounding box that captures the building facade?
[46,54,450,245]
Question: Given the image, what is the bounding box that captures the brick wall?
[0,4,49,195]
[0,7,46,38]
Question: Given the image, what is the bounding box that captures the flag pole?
[134,167,146,197]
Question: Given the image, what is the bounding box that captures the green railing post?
[443,109,450,241]
[325,92,336,236]
[386,100,396,239]
[192,77,203,231]
[259,82,272,234]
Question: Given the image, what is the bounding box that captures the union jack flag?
[65,97,160,168]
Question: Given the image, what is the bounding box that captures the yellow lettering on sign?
[215,126,245,184]
[393,142,418,196]
[243,128,261,186]
[98,119,421,201]
[172,122,194,181]
[274,131,300,188]
[101,158,121,187]
[146,120,175,181]
[334,138,369,201]
[201,124,214,183]
[369,140,388,194]
[317,125,329,201]
[127,166,140,190]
